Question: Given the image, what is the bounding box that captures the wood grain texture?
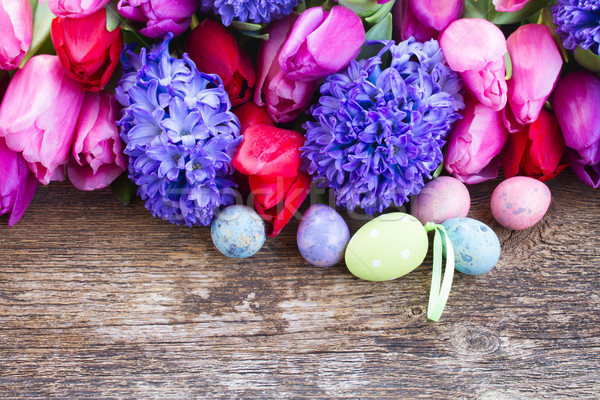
[1,170,599,399]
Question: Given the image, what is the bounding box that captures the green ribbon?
[424,223,455,322]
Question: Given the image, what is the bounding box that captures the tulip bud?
[279,6,365,82]
[47,0,110,18]
[68,92,126,191]
[0,55,86,184]
[51,9,123,91]
[502,109,568,182]
[255,14,320,123]
[551,70,600,188]
[445,94,509,184]
[493,0,531,12]
[439,18,508,111]
[117,0,197,38]
[0,0,32,70]
[506,24,562,126]
[393,0,464,42]
[185,19,256,107]
[0,138,38,226]
[232,102,274,134]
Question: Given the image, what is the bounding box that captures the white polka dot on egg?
[369,229,379,238]
[371,260,381,268]
[401,249,410,259]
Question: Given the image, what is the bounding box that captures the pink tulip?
[68,92,126,191]
[506,24,562,127]
[0,0,33,70]
[445,94,509,184]
[394,0,464,42]
[279,6,365,82]
[493,0,530,12]
[47,0,111,18]
[551,70,600,188]
[0,138,38,226]
[0,55,85,184]
[439,18,508,111]
[255,14,320,124]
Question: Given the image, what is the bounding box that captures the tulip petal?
[232,124,305,177]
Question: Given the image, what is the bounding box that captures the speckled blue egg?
[211,205,266,258]
[442,217,501,275]
[297,204,350,267]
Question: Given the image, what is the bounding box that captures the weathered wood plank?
[1,170,599,399]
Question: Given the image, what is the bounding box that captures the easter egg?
[442,217,501,275]
[491,176,551,230]
[411,176,470,224]
[211,205,266,258]
[297,204,350,268]
[345,213,428,281]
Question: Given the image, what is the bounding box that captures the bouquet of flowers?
[1,0,598,320]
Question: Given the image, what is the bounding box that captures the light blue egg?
[442,217,500,275]
[211,205,266,258]
[297,204,350,267]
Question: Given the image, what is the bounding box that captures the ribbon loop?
[424,223,455,321]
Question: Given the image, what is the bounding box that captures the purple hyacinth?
[199,0,298,26]
[116,34,242,227]
[552,0,600,55]
[301,39,464,214]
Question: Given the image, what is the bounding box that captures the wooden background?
[0,169,598,399]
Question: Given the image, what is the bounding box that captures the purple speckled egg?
[491,177,551,230]
[297,204,350,267]
[411,176,470,224]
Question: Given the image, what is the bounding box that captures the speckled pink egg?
[411,176,471,224]
[491,177,551,230]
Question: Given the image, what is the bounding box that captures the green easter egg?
[345,213,428,281]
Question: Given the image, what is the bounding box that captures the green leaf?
[357,13,392,60]
[230,21,264,32]
[111,173,137,205]
[20,2,54,68]
[365,0,396,25]
[504,51,513,80]
[574,45,600,73]
[105,0,121,32]
[464,0,553,25]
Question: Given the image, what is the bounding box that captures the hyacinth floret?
[301,39,464,214]
[552,0,600,55]
[200,0,299,26]
[116,34,242,227]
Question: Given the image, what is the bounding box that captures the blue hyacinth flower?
[200,0,299,26]
[116,34,242,227]
[301,39,464,215]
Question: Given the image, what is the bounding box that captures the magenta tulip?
[0,0,32,70]
[278,6,365,82]
[117,0,197,38]
[439,18,508,111]
[47,0,111,18]
[506,24,562,127]
[255,14,320,123]
[0,138,38,226]
[493,0,531,12]
[445,94,509,184]
[0,55,85,185]
[394,0,464,42]
[68,92,126,191]
[551,70,600,188]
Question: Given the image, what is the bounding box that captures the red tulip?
[232,124,311,237]
[232,102,273,135]
[502,109,568,182]
[51,8,123,91]
[185,18,256,107]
